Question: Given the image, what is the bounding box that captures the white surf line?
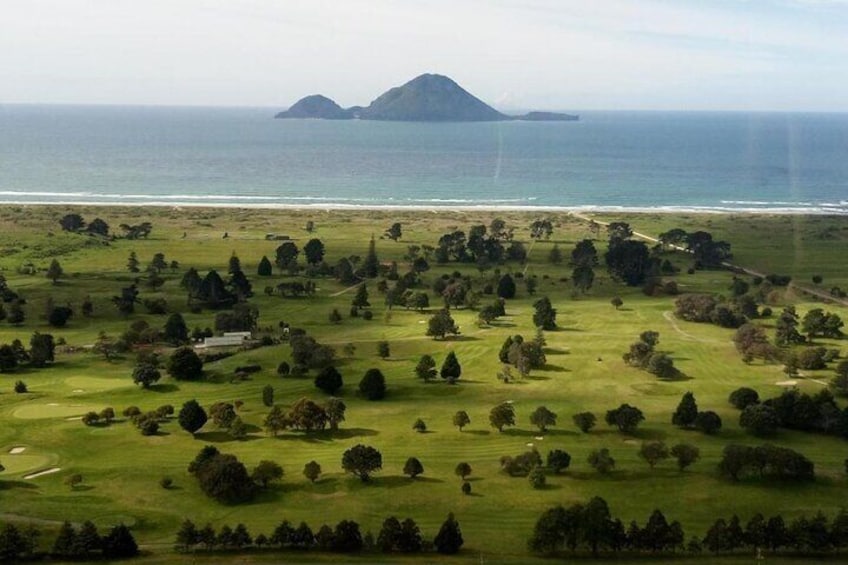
[24,467,61,480]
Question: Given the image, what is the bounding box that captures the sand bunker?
[72,389,84,393]
[8,447,26,454]
[24,467,61,480]
[534,436,544,440]
[776,380,798,386]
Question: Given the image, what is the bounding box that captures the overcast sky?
[2,0,847,111]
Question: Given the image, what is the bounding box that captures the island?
[274,73,579,122]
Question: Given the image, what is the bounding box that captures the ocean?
[0,105,846,214]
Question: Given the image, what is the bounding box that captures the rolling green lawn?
[0,206,847,562]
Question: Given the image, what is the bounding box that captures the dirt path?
[330,282,363,297]
[570,212,848,307]
[661,311,723,343]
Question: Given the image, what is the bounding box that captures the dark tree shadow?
[0,480,39,491]
[378,475,444,489]
[149,383,180,393]
[464,430,491,436]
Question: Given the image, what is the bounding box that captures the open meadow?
[0,205,847,563]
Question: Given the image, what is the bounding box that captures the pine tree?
[127,251,140,273]
[46,259,63,284]
[362,236,380,278]
[440,351,462,382]
[257,255,273,276]
[671,391,699,428]
[433,513,464,554]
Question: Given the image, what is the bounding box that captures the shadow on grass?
[0,480,39,491]
[544,347,570,356]
[377,475,444,489]
[268,428,380,443]
[149,383,180,393]
[502,428,577,438]
[193,431,259,443]
[463,430,491,436]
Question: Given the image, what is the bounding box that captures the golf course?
[0,205,847,563]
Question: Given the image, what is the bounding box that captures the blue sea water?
[0,105,846,213]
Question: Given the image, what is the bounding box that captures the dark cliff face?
[275,74,578,122]
[358,73,507,122]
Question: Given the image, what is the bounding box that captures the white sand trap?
[776,380,798,386]
[24,467,61,480]
[65,416,82,421]
[48,403,59,407]
[623,439,638,445]
[535,436,544,441]
[9,447,26,454]
[72,389,84,393]
[526,443,534,447]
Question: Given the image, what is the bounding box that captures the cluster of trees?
[604,223,655,287]
[434,220,524,265]
[264,397,346,435]
[188,446,284,503]
[498,334,546,379]
[622,331,678,379]
[671,392,723,434]
[414,352,462,383]
[674,294,751,329]
[530,498,848,558]
[730,387,848,438]
[0,332,55,373]
[570,239,598,294]
[174,513,462,555]
[58,213,112,237]
[719,444,815,481]
[0,520,138,561]
[657,228,732,268]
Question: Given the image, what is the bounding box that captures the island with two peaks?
[275,73,579,122]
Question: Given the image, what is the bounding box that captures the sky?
[2,0,848,111]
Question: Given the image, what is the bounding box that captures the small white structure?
[196,332,252,349]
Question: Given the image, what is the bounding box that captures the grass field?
[0,205,846,562]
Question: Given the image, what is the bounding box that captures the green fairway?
[0,206,846,562]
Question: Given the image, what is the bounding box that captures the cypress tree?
[671,392,699,428]
[440,351,462,382]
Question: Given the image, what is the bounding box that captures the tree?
[377,340,390,359]
[739,404,780,436]
[126,251,140,273]
[729,387,760,409]
[59,213,85,232]
[638,441,670,469]
[426,309,459,339]
[324,397,346,430]
[46,259,63,284]
[403,457,424,478]
[670,443,700,471]
[163,313,189,345]
[252,460,284,488]
[29,332,55,367]
[412,418,427,433]
[189,447,256,503]
[7,300,25,326]
[352,283,370,309]
[530,218,554,239]
[547,449,572,474]
[257,255,273,276]
[573,411,597,433]
[433,513,464,554]
[167,347,203,381]
[532,296,557,330]
[303,460,322,483]
[65,474,83,489]
[497,274,516,299]
[694,411,722,434]
[356,237,380,279]
[275,241,299,271]
[605,404,645,434]
[303,238,325,265]
[489,402,516,432]
[452,410,470,431]
[264,405,288,436]
[101,524,139,559]
[775,306,805,347]
[530,406,557,432]
[342,444,383,482]
[605,239,652,286]
[611,296,624,310]
[178,400,208,435]
[528,466,546,489]
[47,305,73,327]
[672,392,698,428]
[588,448,616,474]
[385,222,403,241]
[359,368,386,400]
[440,351,462,382]
[132,363,161,389]
[415,354,437,382]
[315,366,343,395]
[52,522,77,556]
[455,462,472,480]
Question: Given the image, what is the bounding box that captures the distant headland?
[275,73,579,122]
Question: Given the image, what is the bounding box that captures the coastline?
[2,200,847,216]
